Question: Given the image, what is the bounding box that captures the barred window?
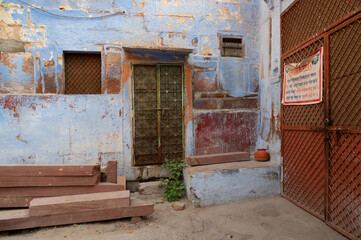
[64,52,101,94]
[221,36,244,58]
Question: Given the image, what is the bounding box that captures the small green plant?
[160,158,187,202]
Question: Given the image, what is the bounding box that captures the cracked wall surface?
[184,162,281,207]
[0,0,264,179]
[257,0,295,163]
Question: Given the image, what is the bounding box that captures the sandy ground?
[0,194,346,240]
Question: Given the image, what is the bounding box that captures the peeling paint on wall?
[0,52,34,93]
[195,111,258,155]
[0,0,262,177]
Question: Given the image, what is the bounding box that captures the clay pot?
[254,149,270,161]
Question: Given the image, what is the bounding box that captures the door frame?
[131,63,185,166]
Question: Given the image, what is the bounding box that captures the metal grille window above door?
[134,65,184,166]
[64,53,101,94]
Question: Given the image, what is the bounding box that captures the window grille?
[64,52,101,94]
[221,36,244,58]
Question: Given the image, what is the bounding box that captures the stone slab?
[187,152,250,166]
[138,181,165,195]
[184,160,280,207]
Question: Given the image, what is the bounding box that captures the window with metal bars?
[220,36,244,58]
[64,52,102,94]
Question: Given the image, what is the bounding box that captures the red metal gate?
[326,17,361,239]
[281,1,361,239]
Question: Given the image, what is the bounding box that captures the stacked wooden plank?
[0,193,154,231]
[0,164,101,186]
[0,183,126,208]
[0,199,153,231]
[0,164,109,208]
[0,162,154,231]
[0,163,128,208]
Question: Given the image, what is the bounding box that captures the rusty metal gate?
[133,64,184,165]
[281,1,361,239]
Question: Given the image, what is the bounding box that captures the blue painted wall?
[0,0,261,178]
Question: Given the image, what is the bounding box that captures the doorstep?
[184,160,280,207]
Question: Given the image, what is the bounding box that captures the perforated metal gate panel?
[283,130,325,219]
[281,2,361,239]
[282,40,325,128]
[281,0,361,54]
[134,65,183,165]
[327,19,361,239]
[329,19,361,127]
[328,132,361,238]
[282,40,326,220]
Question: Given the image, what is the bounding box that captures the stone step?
[184,160,280,207]
[138,181,165,195]
[187,152,250,166]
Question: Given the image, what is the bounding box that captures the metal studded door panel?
[160,65,183,162]
[134,65,159,165]
[134,65,184,166]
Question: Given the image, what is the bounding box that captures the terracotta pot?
[254,149,270,161]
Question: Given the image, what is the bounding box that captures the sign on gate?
[282,48,323,105]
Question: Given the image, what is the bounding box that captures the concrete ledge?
[187,152,250,166]
[184,160,280,207]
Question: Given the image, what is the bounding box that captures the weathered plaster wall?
[257,0,295,164]
[0,0,261,179]
[184,161,280,207]
[195,111,258,154]
[0,95,122,164]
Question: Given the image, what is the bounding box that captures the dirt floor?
[0,194,346,240]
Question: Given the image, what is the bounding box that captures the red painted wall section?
[195,112,258,155]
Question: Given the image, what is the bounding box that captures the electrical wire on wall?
[15,0,126,19]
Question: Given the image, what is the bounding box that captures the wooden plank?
[107,160,117,183]
[0,183,125,208]
[0,199,154,231]
[0,197,31,208]
[0,164,100,177]
[29,190,130,216]
[0,182,124,197]
[117,176,126,189]
[0,174,100,187]
[187,152,250,166]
